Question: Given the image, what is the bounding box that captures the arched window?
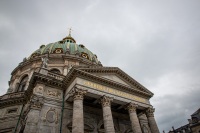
[17,75,28,92]
[50,68,61,74]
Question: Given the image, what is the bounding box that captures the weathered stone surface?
[71,88,87,133]
[100,96,115,133]
[24,110,40,133]
[146,108,159,133]
[126,103,142,133]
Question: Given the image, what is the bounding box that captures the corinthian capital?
[100,96,113,107]
[146,107,155,117]
[126,103,138,113]
[71,87,87,100]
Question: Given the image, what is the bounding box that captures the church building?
[0,31,159,133]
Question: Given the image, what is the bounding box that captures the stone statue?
[41,56,48,68]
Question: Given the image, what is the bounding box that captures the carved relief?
[30,95,44,109]
[126,103,138,113]
[47,89,61,98]
[43,107,58,124]
[34,86,44,95]
[100,95,113,107]
[70,87,87,100]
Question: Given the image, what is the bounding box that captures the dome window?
[54,48,63,54]
[17,75,28,92]
[59,41,64,44]
[31,53,37,58]
[81,52,89,59]
[79,44,85,48]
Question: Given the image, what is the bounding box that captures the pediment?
[70,66,153,97]
[93,73,132,87]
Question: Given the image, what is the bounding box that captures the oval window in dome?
[31,53,37,58]
[81,53,89,59]
[54,48,63,54]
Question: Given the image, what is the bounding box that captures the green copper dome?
[29,34,99,64]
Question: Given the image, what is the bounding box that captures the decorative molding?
[126,103,138,113]
[44,107,58,124]
[146,107,155,117]
[100,95,113,107]
[0,92,26,108]
[34,86,44,95]
[70,87,87,100]
[46,89,61,98]
[30,95,44,110]
[63,67,153,99]
[78,67,153,94]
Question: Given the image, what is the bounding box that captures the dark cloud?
[0,0,200,131]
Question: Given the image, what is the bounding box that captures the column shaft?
[71,88,87,133]
[146,108,160,133]
[127,103,142,133]
[101,96,115,133]
[72,99,84,133]
[148,117,159,133]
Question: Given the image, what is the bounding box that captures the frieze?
[46,89,61,99]
[84,81,148,103]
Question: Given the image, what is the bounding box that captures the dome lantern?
[62,28,76,43]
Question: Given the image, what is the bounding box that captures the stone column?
[100,96,115,133]
[146,107,160,133]
[126,103,142,133]
[71,88,87,133]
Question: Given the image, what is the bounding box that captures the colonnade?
[70,88,159,133]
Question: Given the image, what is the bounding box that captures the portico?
[64,67,159,133]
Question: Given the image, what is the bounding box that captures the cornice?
[0,92,27,108]
[32,72,64,88]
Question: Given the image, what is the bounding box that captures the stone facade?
[0,33,159,133]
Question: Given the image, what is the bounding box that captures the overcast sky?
[0,0,200,131]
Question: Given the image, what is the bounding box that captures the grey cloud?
[152,88,200,131]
